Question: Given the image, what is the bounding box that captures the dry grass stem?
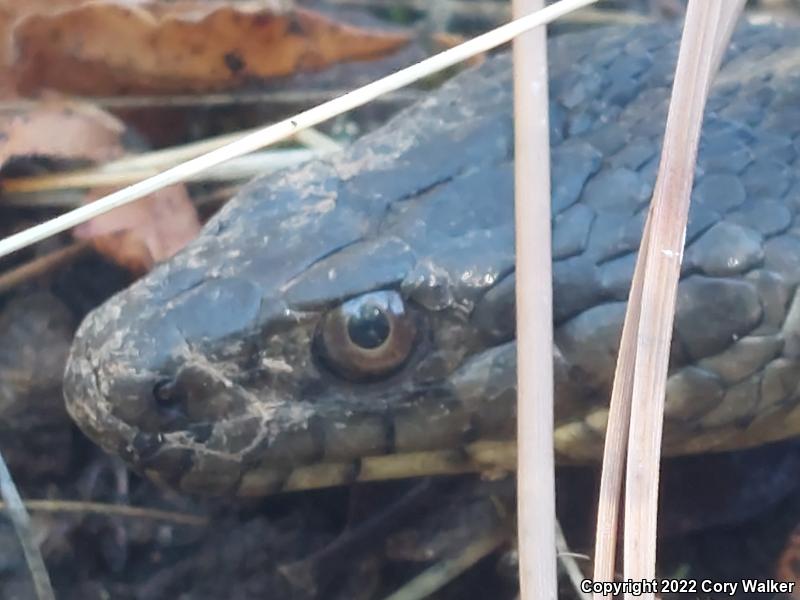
[594,3,745,590]
[619,1,745,596]
[0,450,55,600]
[0,241,91,294]
[382,529,507,600]
[3,149,321,193]
[592,216,651,593]
[293,128,344,152]
[1,500,208,526]
[2,127,339,196]
[512,0,558,598]
[558,521,591,600]
[0,88,423,113]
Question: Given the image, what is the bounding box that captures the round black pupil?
[347,304,391,349]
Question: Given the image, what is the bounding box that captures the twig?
[0,499,208,527]
[592,214,651,592]
[381,528,508,600]
[293,128,343,152]
[2,128,334,199]
[0,450,55,600]
[92,127,337,175]
[0,0,599,260]
[280,479,434,595]
[513,0,558,598]
[620,2,744,595]
[0,191,85,209]
[0,241,91,294]
[0,88,423,112]
[2,149,321,193]
[102,131,302,173]
[557,521,591,600]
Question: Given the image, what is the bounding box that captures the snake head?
[64,68,519,496]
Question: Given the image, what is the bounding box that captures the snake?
[63,22,800,497]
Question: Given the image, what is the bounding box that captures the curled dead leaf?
[0,101,125,168]
[73,184,201,274]
[0,0,85,96]
[13,1,410,95]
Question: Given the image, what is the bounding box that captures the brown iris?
[316,291,416,381]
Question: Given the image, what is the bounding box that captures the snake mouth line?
[237,441,517,496]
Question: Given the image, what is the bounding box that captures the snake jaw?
[63,331,138,463]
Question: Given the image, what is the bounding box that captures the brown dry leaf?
[0,101,125,167]
[12,1,410,95]
[0,94,198,273]
[73,184,201,274]
[0,0,85,96]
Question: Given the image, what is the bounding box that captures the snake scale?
[64,23,800,496]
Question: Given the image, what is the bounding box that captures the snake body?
[64,23,800,496]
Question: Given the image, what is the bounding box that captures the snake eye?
[153,379,179,407]
[316,291,417,381]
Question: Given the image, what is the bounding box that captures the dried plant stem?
[592,216,651,593]
[621,1,744,595]
[0,500,207,526]
[382,528,507,600]
[0,450,54,600]
[0,0,598,260]
[594,3,745,591]
[0,241,91,294]
[94,128,336,175]
[2,129,341,194]
[0,88,422,112]
[557,521,591,600]
[513,0,557,599]
[3,149,320,193]
[293,128,343,152]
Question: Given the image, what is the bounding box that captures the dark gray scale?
[553,204,595,260]
[695,123,754,174]
[727,199,792,236]
[683,223,764,277]
[283,238,416,309]
[597,254,636,300]
[470,273,516,343]
[608,136,658,170]
[550,141,602,213]
[693,174,746,212]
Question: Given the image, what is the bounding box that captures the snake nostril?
[151,378,192,430]
[130,431,165,461]
[153,378,183,410]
